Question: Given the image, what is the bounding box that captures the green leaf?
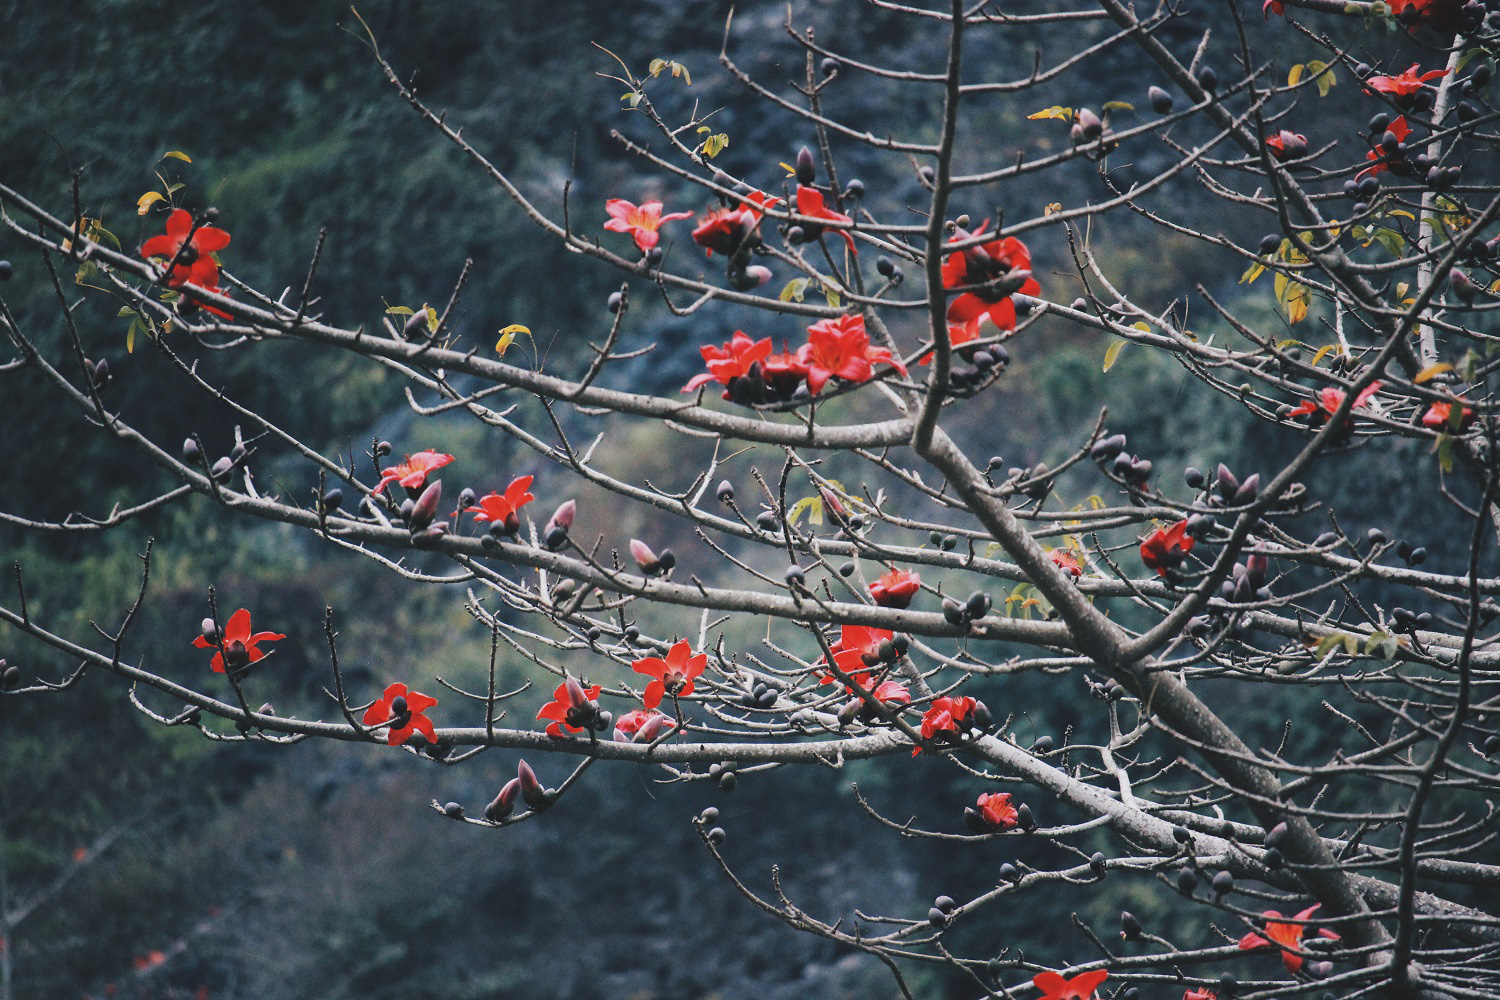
[822,285,841,308]
[1101,100,1135,112]
[1103,339,1128,372]
[116,306,138,318]
[779,277,811,303]
[702,133,729,158]
[1434,432,1455,473]
[386,305,414,316]
[787,495,822,526]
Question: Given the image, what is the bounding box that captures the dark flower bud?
[1231,473,1261,506]
[965,591,991,619]
[928,907,949,929]
[1069,122,1086,146]
[91,359,111,388]
[443,801,464,819]
[999,862,1018,880]
[223,639,249,671]
[1090,851,1107,874]
[1032,734,1054,753]
[820,56,840,76]
[1218,973,1237,994]
[403,310,430,339]
[729,264,772,290]
[1215,463,1239,500]
[0,664,19,690]
[1197,65,1218,92]
[843,178,864,199]
[210,457,234,480]
[1148,86,1174,113]
[716,480,735,503]
[1458,99,1481,122]
[1264,847,1284,869]
[408,479,443,532]
[1213,870,1235,895]
[757,510,779,532]
[892,634,909,657]
[942,599,966,625]
[1111,452,1135,477]
[919,165,935,186]
[1016,803,1036,831]
[970,701,992,731]
[0,260,11,280]
[876,256,898,278]
[485,777,521,821]
[838,699,862,726]
[1342,180,1359,200]
[1368,528,1388,546]
[201,618,219,642]
[785,564,806,587]
[630,539,662,574]
[963,806,990,833]
[658,548,677,572]
[700,806,719,824]
[182,438,202,463]
[457,487,476,511]
[1358,175,1380,200]
[707,826,727,845]
[1176,868,1198,894]
[1407,546,1426,565]
[1483,735,1500,756]
[517,760,546,808]
[1266,821,1288,848]
[1075,107,1103,140]
[785,225,806,245]
[795,146,817,185]
[1121,910,1142,939]
[718,771,737,791]
[934,894,956,913]
[1309,962,1333,980]
[1091,435,1126,461]
[320,489,343,513]
[1258,234,1281,256]
[1450,268,1478,302]
[607,291,624,313]
[1381,129,1400,154]
[1172,824,1192,843]
[819,487,849,525]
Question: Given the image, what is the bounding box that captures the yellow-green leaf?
[1101,100,1134,112]
[1288,64,1305,86]
[1103,339,1128,372]
[136,191,166,216]
[779,277,810,303]
[162,150,192,163]
[1027,105,1073,121]
[788,495,822,526]
[1415,363,1452,384]
[703,133,729,158]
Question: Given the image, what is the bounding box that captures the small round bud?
[0,260,12,281]
[838,561,856,577]
[1263,847,1284,869]
[718,771,737,792]
[876,256,898,278]
[607,291,624,313]
[1213,870,1235,895]
[1148,86,1174,113]
[1032,734,1054,754]
[784,564,806,587]
[1121,910,1142,939]
[1184,466,1205,489]
[443,802,464,819]
[700,806,720,824]
[927,907,948,929]
[999,862,1018,881]
[707,826,727,845]
[820,56,840,76]
[934,895,956,913]
[1176,868,1198,894]
[1197,65,1218,92]
[843,178,865,200]
[716,480,735,503]
[376,440,393,457]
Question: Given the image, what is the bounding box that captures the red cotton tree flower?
[794,185,857,253]
[1238,905,1339,972]
[681,331,773,394]
[974,791,1019,830]
[797,314,907,395]
[941,225,1040,330]
[1033,969,1108,1000]
[537,677,603,738]
[604,198,693,253]
[192,608,285,674]
[363,682,439,745]
[139,208,230,289]
[463,476,536,531]
[691,190,781,257]
[373,449,455,494]
[632,639,707,709]
[869,567,920,608]
[1365,63,1448,96]
[1139,521,1193,576]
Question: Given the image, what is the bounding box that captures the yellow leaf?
[1103,339,1128,372]
[1288,64,1305,86]
[1131,321,1151,333]
[494,323,532,356]
[1386,209,1416,221]
[162,150,192,163]
[779,161,796,176]
[136,191,166,216]
[1311,343,1339,367]
[1415,363,1453,384]
[1287,284,1310,325]
[1027,105,1073,121]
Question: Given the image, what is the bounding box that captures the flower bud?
[544,500,576,549]
[636,713,672,743]
[484,777,521,821]
[1450,267,1478,302]
[1121,910,1142,939]
[403,310,430,339]
[408,479,442,532]
[223,639,249,671]
[1231,473,1260,506]
[210,457,233,480]
[1148,86,1174,114]
[1212,870,1235,895]
[795,146,817,185]
[201,618,219,642]
[320,488,343,513]
[517,760,546,808]
[630,539,661,574]
[1076,107,1103,140]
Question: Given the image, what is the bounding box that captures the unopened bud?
[408,480,443,532]
[517,760,546,808]
[795,146,817,185]
[484,777,521,821]
[1076,107,1103,140]
[630,539,661,574]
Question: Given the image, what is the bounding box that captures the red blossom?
[794,185,857,254]
[613,708,671,743]
[1033,969,1109,1000]
[798,315,908,395]
[633,639,708,709]
[976,791,1019,829]
[1288,381,1384,422]
[1359,117,1411,179]
[692,190,782,257]
[1140,521,1194,576]
[1184,990,1218,1000]
[1264,129,1308,161]
[536,677,603,739]
[1050,549,1084,580]
[941,225,1040,332]
[191,608,285,674]
[682,331,774,394]
[821,624,894,683]
[464,476,536,528]
[915,695,981,755]
[374,449,454,494]
[362,682,438,745]
[1262,0,1285,17]
[1239,904,1339,972]
[1422,400,1475,431]
[918,319,985,366]
[1366,63,1448,96]
[140,208,230,289]
[870,567,921,608]
[604,198,693,253]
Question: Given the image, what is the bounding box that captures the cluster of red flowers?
[140,208,234,317]
[1140,521,1194,576]
[1365,63,1447,97]
[915,695,988,755]
[1422,399,1476,431]
[682,315,907,403]
[941,224,1040,332]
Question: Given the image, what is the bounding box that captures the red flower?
[536,677,603,739]
[941,225,1041,331]
[180,268,236,320]
[363,682,438,745]
[1422,400,1475,431]
[822,624,894,682]
[604,198,693,253]
[762,348,813,396]
[1140,521,1194,576]
[1262,0,1285,16]
[633,639,708,709]
[1239,904,1339,972]
[1366,63,1448,96]
[918,319,985,366]
[614,707,671,743]
[1033,969,1108,1000]
[692,190,782,257]
[682,331,774,394]
[140,208,230,289]
[1184,991,1218,1000]
[464,476,536,527]
[1288,381,1383,422]
[915,695,980,755]
[1050,549,1084,580]
[1359,117,1411,179]
[374,449,454,494]
[1388,0,1464,28]
[192,608,285,674]
[870,567,921,608]
[1264,129,1308,161]
[794,185,857,254]
[798,315,908,395]
[976,791,1019,829]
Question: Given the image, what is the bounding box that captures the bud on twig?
[408,480,442,532]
